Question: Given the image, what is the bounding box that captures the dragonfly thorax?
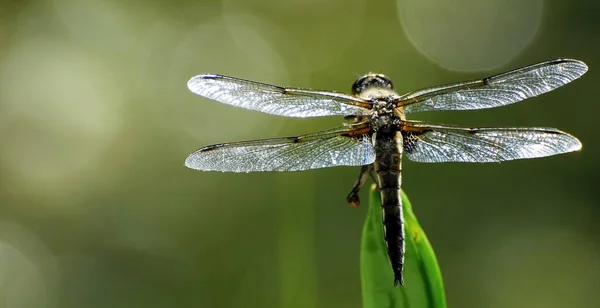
[370,99,401,131]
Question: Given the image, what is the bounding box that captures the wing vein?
[400,59,587,113]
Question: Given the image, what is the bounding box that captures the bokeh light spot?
[0,38,123,193]
[397,0,543,71]
[169,15,292,144]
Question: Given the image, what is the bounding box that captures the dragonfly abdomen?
[381,201,405,286]
[373,131,405,286]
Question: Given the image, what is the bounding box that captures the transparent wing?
[402,122,582,163]
[187,74,370,118]
[399,59,588,114]
[185,128,375,172]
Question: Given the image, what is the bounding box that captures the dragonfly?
[184,58,586,287]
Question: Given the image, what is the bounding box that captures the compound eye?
[376,75,393,89]
[386,79,394,89]
[351,76,369,95]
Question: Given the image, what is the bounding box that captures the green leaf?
[361,185,447,308]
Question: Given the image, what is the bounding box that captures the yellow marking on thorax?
[394,107,406,121]
[358,87,399,100]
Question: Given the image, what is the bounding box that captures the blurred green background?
[0,0,598,307]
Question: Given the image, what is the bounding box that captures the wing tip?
[541,128,582,154]
[187,74,220,92]
[570,138,583,152]
[554,58,589,77]
[554,131,582,154]
[184,156,197,170]
[184,143,229,171]
[555,128,583,152]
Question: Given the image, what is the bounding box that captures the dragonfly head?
[352,73,394,95]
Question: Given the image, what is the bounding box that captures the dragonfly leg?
[346,164,373,206]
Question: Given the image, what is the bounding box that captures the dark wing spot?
[199,143,227,152]
[400,124,433,154]
[543,129,563,135]
[402,131,422,154]
[288,136,302,143]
